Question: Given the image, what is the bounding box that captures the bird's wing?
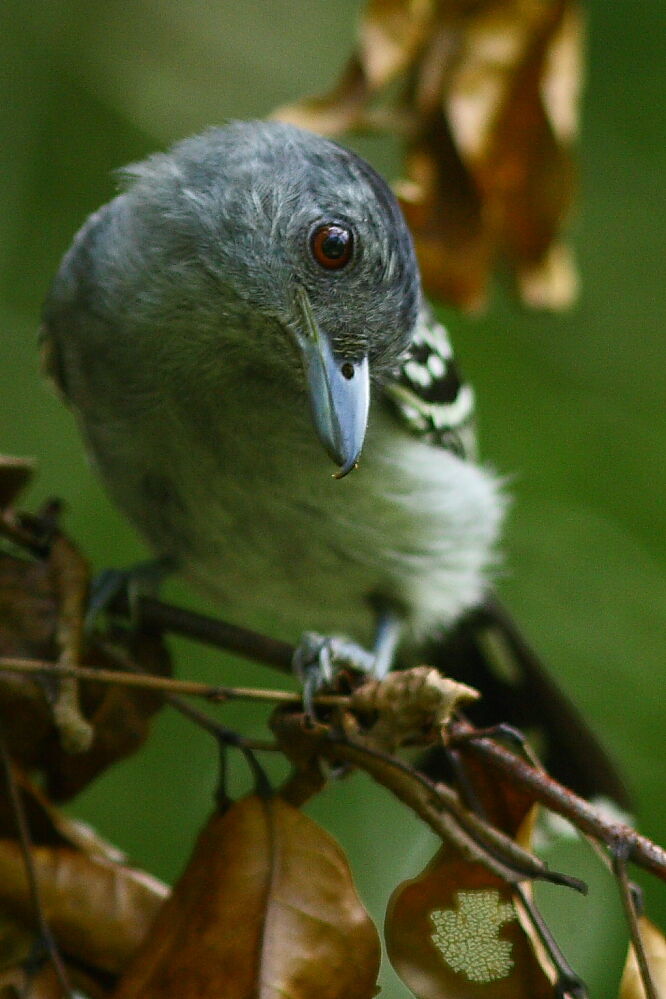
[39,202,119,409]
[382,304,478,459]
[385,308,629,805]
[420,598,630,806]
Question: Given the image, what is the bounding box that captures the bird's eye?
[310,223,354,270]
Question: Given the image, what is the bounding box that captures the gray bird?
[42,120,625,800]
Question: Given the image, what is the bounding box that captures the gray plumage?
[42,121,504,653]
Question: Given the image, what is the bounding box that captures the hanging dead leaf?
[273,56,371,135]
[385,733,557,997]
[358,0,436,89]
[274,0,584,311]
[112,793,381,999]
[0,907,35,970]
[619,916,666,999]
[396,110,492,309]
[386,850,555,998]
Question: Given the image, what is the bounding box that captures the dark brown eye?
[310,223,354,270]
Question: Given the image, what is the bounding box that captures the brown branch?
[124,594,295,673]
[452,720,666,882]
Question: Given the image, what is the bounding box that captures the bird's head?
[122,121,421,476]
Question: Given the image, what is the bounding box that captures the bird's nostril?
[341,362,354,380]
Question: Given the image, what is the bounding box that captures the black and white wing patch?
[384,307,477,459]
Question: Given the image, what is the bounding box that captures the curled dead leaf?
[112,793,381,999]
[358,0,436,89]
[350,665,478,751]
[273,57,370,135]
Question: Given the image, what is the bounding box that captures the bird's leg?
[371,609,404,678]
[293,607,404,715]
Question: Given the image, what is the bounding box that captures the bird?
[41,120,626,802]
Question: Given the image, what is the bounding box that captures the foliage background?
[1,1,664,995]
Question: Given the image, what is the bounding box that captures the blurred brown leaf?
[0,458,35,512]
[0,959,113,999]
[449,746,537,840]
[619,916,666,999]
[0,838,167,975]
[275,0,584,311]
[0,963,64,999]
[0,548,170,800]
[0,908,34,972]
[113,793,381,999]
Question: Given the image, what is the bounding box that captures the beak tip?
[332,457,360,480]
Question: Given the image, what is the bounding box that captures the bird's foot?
[292,631,375,717]
[85,558,172,633]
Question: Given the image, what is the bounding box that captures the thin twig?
[445,744,587,996]
[273,714,585,891]
[0,656,347,706]
[161,686,279,752]
[0,723,73,997]
[612,843,658,999]
[452,720,666,882]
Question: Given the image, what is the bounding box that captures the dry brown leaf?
[0,546,170,800]
[0,839,167,974]
[273,57,371,135]
[113,793,381,999]
[396,113,492,310]
[359,0,436,89]
[386,851,555,998]
[350,665,478,751]
[385,735,556,997]
[0,963,64,999]
[274,0,584,311]
[449,747,538,840]
[619,916,666,999]
[0,908,35,970]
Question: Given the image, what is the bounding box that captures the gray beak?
[294,287,370,478]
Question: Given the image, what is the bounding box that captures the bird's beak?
[294,287,370,478]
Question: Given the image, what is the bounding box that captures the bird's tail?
[418,596,630,807]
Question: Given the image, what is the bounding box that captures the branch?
[272,712,585,892]
[451,720,666,882]
[118,593,295,673]
[0,655,346,707]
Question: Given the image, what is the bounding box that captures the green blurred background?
[1,1,664,994]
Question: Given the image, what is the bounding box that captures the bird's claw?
[292,631,375,718]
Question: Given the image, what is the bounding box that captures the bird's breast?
[87,372,502,649]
